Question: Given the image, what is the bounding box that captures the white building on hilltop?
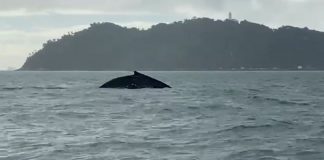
[227,12,239,23]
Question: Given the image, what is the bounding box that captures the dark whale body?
[100,71,171,89]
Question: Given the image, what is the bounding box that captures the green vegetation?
[20,18,324,70]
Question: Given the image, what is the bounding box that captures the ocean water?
[1,71,324,160]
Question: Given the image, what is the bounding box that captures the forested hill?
[20,18,324,70]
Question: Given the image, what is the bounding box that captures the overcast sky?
[1,0,324,70]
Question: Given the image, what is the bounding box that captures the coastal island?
[20,18,324,71]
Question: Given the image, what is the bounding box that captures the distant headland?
[19,17,324,71]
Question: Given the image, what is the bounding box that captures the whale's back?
[100,71,171,89]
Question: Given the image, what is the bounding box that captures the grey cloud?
[0,0,321,18]
[0,0,315,10]
[1,0,324,30]
[0,0,320,10]
[0,0,225,12]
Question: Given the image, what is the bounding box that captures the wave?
[268,84,286,88]
[216,121,295,135]
[225,149,278,160]
[2,87,23,90]
[296,150,322,156]
[56,111,94,119]
[219,124,274,133]
[1,85,69,91]
[247,88,262,93]
[250,95,311,106]
[270,119,295,125]
[31,86,67,90]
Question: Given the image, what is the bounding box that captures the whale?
[100,71,171,89]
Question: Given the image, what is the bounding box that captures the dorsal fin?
[134,71,140,75]
[134,71,147,77]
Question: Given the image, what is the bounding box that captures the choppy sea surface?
[1,71,324,160]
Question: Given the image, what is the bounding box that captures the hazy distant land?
[19,18,324,71]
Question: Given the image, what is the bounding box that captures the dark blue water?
[1,71,324,160]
